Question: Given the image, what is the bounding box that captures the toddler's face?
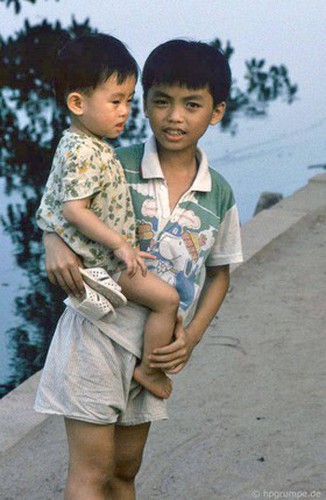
[78,73,136,139]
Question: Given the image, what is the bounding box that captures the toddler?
[37,34,179,399]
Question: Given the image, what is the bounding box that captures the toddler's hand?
[113,242,157,278]
[136,250,157,277]
[113,241,139,277]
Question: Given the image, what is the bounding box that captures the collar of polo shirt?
[141,135,212,192]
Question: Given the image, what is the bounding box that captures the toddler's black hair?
[142,39,231,105]
[54,33,138,107]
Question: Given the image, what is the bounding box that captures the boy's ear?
[210,102,226,126]
[66,92,85,116]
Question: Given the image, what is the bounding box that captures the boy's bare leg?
[118,271,179,399]
[64,418,115,499]
[110,423,151,500]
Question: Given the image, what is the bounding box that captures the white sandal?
[68,282,116,321]
[79,267,127,308]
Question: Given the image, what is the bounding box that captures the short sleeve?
[206,203,243,266]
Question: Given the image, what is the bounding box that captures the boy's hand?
[44,233,85,298]
[148,316,197,374]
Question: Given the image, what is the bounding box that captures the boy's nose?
[167,106,183,122]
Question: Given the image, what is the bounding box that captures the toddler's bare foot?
[134,365,173,399]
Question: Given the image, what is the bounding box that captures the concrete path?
[137,205,326,500]
[0,174,325,500]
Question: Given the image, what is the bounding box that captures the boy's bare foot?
[133,365,173,399]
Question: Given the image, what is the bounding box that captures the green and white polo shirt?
[117,136,243,326]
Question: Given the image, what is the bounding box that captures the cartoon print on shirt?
[141,198,158,219]
[136,197,219,310]
[155,224,217,309]
[182,231,201,262]
[138,222,156,252]
[137,198,159,251]
[158,227,198,307]
[173,207,201,231]
[138,220,216,310]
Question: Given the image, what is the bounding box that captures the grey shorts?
[34,308,168,426]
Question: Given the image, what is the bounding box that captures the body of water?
[0,183,29,384]
[203,100,326,223]
[1,97,325,386]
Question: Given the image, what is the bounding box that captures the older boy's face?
[144,84,225,154]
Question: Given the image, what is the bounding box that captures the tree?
[0,14,298,397]
[211,39,297,133]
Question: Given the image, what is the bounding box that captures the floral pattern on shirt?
[36,129,136,271]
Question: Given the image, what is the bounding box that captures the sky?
[1,0,326,97]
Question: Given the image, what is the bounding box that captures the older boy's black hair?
[54,33,138,108]
[142,39,231,105]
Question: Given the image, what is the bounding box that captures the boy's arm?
[148,264,230,373]
[63,199,146,277]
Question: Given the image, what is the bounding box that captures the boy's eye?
[187,102,201,109]
[112,100,121,105]
[153,99,168,106]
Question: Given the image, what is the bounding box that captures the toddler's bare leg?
[118,271,179,399]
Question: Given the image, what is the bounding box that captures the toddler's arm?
[63,198,145,277]
[43,232,155,297]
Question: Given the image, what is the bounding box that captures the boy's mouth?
[163,128,186,137]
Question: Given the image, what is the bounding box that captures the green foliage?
[0,21,298,397]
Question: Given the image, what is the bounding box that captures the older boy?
[40,39,242,499]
